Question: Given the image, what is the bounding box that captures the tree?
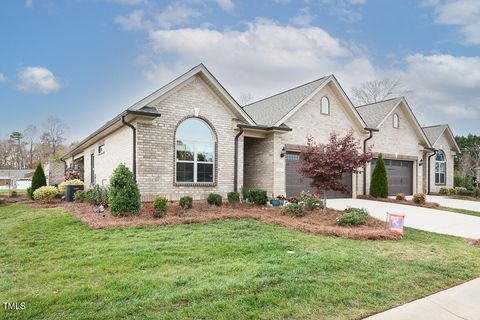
[455,134,480,183]
[297,130,372,211]
[370,154,388,198]
[23,125,38,168]
[351,79,410,106]
[108,164,141,216]
[42,116,68,155]
[28,163,47,199]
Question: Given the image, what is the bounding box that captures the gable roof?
[422,124,461,153]
[355,98,403,128]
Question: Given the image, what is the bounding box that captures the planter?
[270,199,283,207]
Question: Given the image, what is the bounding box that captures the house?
[62,64,458,200]
[0,169,34,190]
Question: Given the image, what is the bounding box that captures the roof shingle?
[355,98,402,128]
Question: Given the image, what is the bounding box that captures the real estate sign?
[387,213,405,235]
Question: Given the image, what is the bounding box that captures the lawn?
[438,206,480,218]
[1,204,479,320]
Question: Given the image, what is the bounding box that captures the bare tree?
[42,116,68,155]
[239,92,254,105]
[351,79,410,106]
[23,124,38,168]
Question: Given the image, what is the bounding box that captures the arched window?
[176,118,215,183]
[393,113,399,128]
[435,150,446,185]
[320,96,330,115]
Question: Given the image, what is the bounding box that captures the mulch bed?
[357,195,439,209]
[24,200,402,240]
[470,239,480,248]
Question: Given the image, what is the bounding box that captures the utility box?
[65,184,84,202]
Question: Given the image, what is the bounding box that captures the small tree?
[370,153,388,198]
[108,164,141,216]
[297,130,372,211]
[29,163,47,199]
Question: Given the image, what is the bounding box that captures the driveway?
[411,195,480,212]
[327,198,480,239]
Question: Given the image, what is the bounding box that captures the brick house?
[62,64,460,200]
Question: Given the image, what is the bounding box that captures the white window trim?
[393,113,399,128]
[320,96,330,115]
[435,150,446,185]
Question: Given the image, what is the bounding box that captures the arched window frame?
[174,117,217,185]
[320,96,330,115]
[435,150,446,185]
[393,113,399,128]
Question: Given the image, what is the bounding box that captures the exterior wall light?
[280,147,286,158]
[419,159,423,167]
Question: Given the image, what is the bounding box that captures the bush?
[455,188,475,196]
[475,188,480,198]
[449,188,456,195]
[33,186,59,202]
[244,188,268,205]
[11,191,18,197]
[85,185,109,206]
[74,190,86,202]
[227,191,240,206]
[370,154,388,198]
[453,187,467,195]
[335,208,369,226]
[153,196,168,218]
[29,163,47,199]
[413,193,426,204]
[108,164,141,216]
[58,179,85,193]
[439,187,449,195]
[207,193,222,206]
[303,193,323,210]
[179,196,193,210]
[282,202,304,217]
[395,193,406,201]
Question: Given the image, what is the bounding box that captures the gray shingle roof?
[422,124,449,146]
[355,98,402,128]
[242,77,329,126]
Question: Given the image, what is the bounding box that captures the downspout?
[233,127,244,192]
[363,128,377,195]
[122,115,137,182]
[427,148,437,194]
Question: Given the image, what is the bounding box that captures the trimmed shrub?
[179,196,193,210]
[207,193,222,206]
[33,186,59,202]
[456,188,475,196]
[413,193,426,204]
[439,187,449,195]
[448,188,456,195]
[58,179,85,193]
[282,202,304,217]
[395,193,406,201]
[370,154,388,198]
[227,191,240,206]
[108,164,141,216]
[453,187,467,195]
[29,163,47,199]
[304,195,323,210]
[244,188,268,205]
[85,185,109,206]
[454,174,475,191]
[74,190,86,202]
[335,207,369,226]
[153,196,168,218]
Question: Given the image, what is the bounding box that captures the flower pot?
[270,199,281,207]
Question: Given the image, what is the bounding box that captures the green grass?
[0,189,27,196]
[438,206,480,217]
[1,204,479,320]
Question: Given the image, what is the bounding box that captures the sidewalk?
[365,277,480,320]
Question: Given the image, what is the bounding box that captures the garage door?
[285,152,352,198]
[371,158,413,196]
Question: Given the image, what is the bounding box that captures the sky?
[0,0,479,143]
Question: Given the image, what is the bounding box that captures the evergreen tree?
[28,163,47,199]
[108,164,140,216]
[370,154,389,198]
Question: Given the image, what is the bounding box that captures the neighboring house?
[62,64,458,200]
[0,169,34,190]
[422,125,461,193]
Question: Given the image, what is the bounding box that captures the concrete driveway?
[411,195,480,212]
[327,198,480,239]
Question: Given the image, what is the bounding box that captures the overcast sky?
[1,0,479,142]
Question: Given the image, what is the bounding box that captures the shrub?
[453,187,467,195]
[29,163,47,199]
[207,193,222,206]
[370,154,388,198]
[413,193,426,204]
[74,190,86,202]
[395,193,406,201]
[449,188,456,195]
[227,191,240,206]
[439,187,449,195]
[456,188,475,196]
[85,185,109,206]
[455,174,475,191]
[282,202,304,217]
[335,207,369,226]
[153,196,168,218]
[303,194,323,210]
[108,164,141,216]
[244,188,268,205]
[58,179,85,193]
[33,186,59,202]
[11,191,18,197]
[179,196,193,210]
[475,188,480,198]
[65,171,81,180]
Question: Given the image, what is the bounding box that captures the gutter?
[122,115,137,182]
[426,147,437,194]
[233,127,244,193]
[363,128,378,195]
[237,124,292,132]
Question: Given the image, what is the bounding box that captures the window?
[320,96,330,115]
[175,118,215,183]
[98,144,105,155]
[435,150,446,185]
[393,113,399,128]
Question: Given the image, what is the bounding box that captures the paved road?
[327,198,480,239]
[365,277,480,320]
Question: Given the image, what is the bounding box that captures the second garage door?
[371,158,413,196]
[285,152,352,198]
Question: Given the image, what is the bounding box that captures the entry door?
[90,153,95,185]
